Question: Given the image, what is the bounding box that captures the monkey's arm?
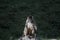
[34,25,37,31]
[23,26,27,36]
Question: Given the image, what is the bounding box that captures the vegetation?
[0,0,60,40]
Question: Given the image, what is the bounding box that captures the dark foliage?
[0,0,60,40]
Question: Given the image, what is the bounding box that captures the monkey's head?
[26,15,34,23]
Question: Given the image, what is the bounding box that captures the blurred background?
[0,0,60,40]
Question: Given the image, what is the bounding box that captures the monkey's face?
[26,16,34,23]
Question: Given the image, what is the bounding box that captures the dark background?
[0,0,60,40]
